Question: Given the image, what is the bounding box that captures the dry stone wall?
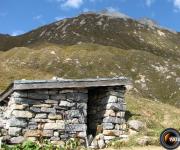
[1,88,88,145]
[0,86,127,148]
[88,86,127,148]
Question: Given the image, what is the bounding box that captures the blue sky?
[0,0,180,36]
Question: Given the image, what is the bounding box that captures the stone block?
[12,110,34,118]
[24,129,54,137]
[50,94,66,100]
[42,130,54,137]
[107,95,118,103]
[102,123,114,130]
[8,118,27,127]
[35,113,47,119]
[104,110,116,117]
[28,92,49,100]
[60,89,75,93]
[11,104,28,110]
[14,97,42,105]
[44,122,65,130]
[67,110,81,118]
[48,90,59,95]
[77,103,87,110]
[116,111,126,117]
[28,122,38,130]
[12,91,28,98]
[8,127,22,136]
[10,136,25,144]
[77,132,86,138]
[106,103,125,111]
[45,99,59,104]
[33,104,52,108]
[66,93,88,102]
[31,119,55,123]
[48,113,62,120]
[30,107,41,113]
[65,124,87,132]
[103,117,124,124]
[59,101,75,107]
[24,130,42,137]
[41,107,56,113]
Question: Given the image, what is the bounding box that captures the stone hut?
[0,77,130,148]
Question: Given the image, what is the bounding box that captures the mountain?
[0,11,179,107]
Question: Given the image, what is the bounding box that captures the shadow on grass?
[125,110,141,121]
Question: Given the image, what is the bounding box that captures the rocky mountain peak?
[82,10,131,20]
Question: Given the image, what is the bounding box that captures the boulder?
[98,139,106,149]
[90,138,98,149]
[137,136,150,146]
[128,120,145,131]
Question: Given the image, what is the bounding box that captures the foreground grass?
[107,93,180,149]
[126,93,180,135]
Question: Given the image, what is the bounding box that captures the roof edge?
[0,77,132,102]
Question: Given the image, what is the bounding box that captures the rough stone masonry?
[0,77,131,148]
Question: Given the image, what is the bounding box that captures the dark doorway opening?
[87,87,106,137]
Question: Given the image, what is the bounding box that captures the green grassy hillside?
[0,43,179,107]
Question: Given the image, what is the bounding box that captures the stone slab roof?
[0,77,131,102]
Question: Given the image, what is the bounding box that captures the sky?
[0,0,180,36]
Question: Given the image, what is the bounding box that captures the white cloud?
[11,30,24,36]
[61,0,83,8]
[174,0,180,10]
[33,15,43,20]
[107,7,118,12]
[145,0,155,7]
[54,16,66,21]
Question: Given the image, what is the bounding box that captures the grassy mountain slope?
[0,43,179,106]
